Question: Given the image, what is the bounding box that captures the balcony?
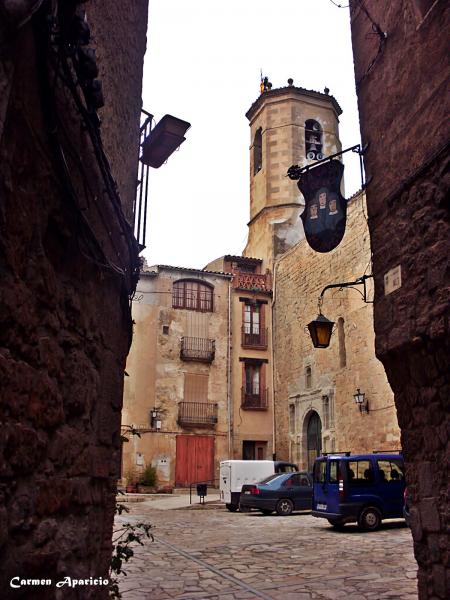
[241,326,268,349]
[233,272,272,293]
[241,388,269,410]
[178,402,218,427]
[180,337,215,362]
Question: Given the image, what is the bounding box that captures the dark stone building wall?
[0,1,148,597]
[349,2,449,598]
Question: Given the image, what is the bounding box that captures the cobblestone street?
[117,497,418,600]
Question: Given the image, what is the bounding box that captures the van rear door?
[313,458,328,512]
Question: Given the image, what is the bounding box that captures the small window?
[253,127,262,175]
[322,395,329,429]
[162,325,169,335]
[305,366,312,389]
[338,317,346,368]
[305,119,323,160]
[329,460,339,483]
[289,404,295,434]
[314,460,327,483]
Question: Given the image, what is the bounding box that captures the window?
[184,373,208,403]
[305,119,323,160]
[289,404,295,434]
[338,317,346,368]
[253,127,262,175]
[377,459,405,482]
[305,366,312,389]
[314,460,326,483]
[245,363,260,395]
[162,325,169,335]
[244,303,260,335]
[329,460,339,484]
[347,460,373,486]
[172,279,213,312]
[323,395,330,429]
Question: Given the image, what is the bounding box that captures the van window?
[314,460,326,483]
[329,460,339,483]
[377,459,404,482]
[277,464,297,473]
[347,460,373,485]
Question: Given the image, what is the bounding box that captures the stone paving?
[116,498,418,600]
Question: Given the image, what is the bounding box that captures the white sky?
[141,0,361,269]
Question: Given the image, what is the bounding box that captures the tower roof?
[245,84,342,121]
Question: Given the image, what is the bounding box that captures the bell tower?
[244,79,342,269]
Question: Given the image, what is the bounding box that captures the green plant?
[140,464,157,487]
[124,467,138,486]
[109,517,153,598]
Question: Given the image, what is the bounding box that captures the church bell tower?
[244,78,343,269]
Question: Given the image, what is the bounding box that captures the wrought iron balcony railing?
[241,388,269,410]
[241,326,268,349]
[178,402,218,427]
[180,337,215,362]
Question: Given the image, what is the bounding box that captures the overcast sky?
[141,0,361,269]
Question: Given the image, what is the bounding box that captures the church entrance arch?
[306,411,322,471]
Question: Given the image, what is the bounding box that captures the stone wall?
[273,193,399,465]
[349,1,449,598]
[0,1,148,597]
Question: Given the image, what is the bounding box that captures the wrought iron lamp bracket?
[317,274,374,313]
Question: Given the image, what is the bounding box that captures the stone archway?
[306,411,322,471]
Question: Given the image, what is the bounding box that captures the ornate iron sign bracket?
[287,143,367,192]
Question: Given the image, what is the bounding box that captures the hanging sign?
[297,159,347,253]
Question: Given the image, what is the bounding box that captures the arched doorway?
[306,412,322,471]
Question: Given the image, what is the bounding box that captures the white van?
[220,460,298,511]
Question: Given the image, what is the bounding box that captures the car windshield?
[258,474,286,486]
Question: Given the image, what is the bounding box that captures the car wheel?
[225,503,238,512]
[358,506,381,531]
[276,499,294,516]
[260,509,273,515]
[327,518,345,530]
[239,503,251,513]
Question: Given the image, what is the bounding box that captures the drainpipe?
[226,280,233,458]
[271,259,280,461]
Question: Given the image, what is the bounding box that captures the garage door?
[175,435,214,486]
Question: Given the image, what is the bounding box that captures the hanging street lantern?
[307,313,335,348]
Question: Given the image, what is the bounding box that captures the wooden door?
[175,435,214,486]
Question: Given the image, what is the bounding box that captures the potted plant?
[125,468,138,493]
[137,465,157,493]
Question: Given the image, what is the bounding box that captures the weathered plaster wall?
[273,194,399,465]
[0,2,148,596]
[122,268,231,486]
[349,2,449,597]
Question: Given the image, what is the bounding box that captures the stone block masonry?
[0,1,148,597]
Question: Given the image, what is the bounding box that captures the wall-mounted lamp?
[150,410,162,430]
[141,114,191,168]
[353,388,369,413]
[307,314,335,348]
[307,274,373,349]
[134,111,191,251]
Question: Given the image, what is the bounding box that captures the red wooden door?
[175,435,214,486]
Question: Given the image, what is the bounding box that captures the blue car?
[312,452,405,530]
[240,471,312,516]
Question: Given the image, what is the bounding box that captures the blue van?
[312,452,405,530]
